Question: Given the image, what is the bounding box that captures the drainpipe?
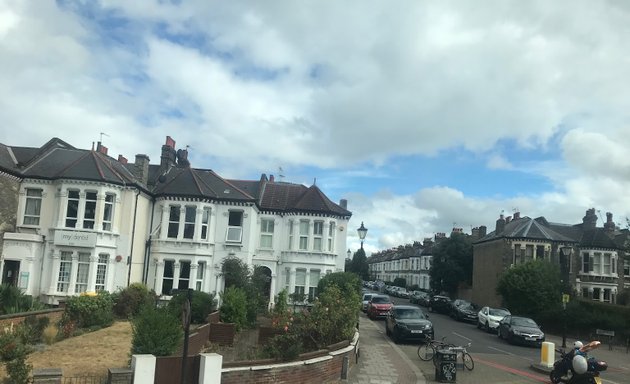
[142,197,156,284]
[126,189,141,287]
[39,235,46,295]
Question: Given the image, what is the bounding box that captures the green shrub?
[0,284,46,315]
[131,306,183,357]
[16,315,49,345]
[168,290,217,324]
[263,331,303,361]
[112,283,157,319]
[220,287,248,331]
[60,292,114,332]
[0,326,33,384]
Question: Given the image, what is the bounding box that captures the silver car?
[362,293,375,312]
[477,306,511,332]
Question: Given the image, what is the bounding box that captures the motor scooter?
[549,341,607,384]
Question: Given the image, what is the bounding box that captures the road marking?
[451,332,472,342]
[487,346,514,355]
[474,356,549,382]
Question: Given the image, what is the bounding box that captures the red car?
[367,295,393,320]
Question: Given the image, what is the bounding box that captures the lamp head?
[357,222,368,240]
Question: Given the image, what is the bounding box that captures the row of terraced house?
[0,136,352,307]
[368,209,630,307]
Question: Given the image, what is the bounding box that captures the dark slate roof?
[152,167,254,202]
[579,229,619,249]
[475,216,575,243]
[1,138,352,217]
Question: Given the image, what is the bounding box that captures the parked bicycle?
[417,336,474,371]
[417,335,454,362]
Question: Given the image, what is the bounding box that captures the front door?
[1,260,20,286]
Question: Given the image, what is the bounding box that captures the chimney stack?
[160,136,177,169]
[134,154,150,185]
[513,211,520,220]
[269,174,275,182]
[479,225,487,237]
[496,214,506,234]
[339,199,347,209]
[118,155,128,164]
[96,141,108,155]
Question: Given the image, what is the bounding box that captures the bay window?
[167,206,180,238]
[327,222,335,252]
[102,194,114,231]
[75,253,90,293]
[294,269,306,298]
[308,270,320,301]
[178,261,191,290]
[313,221,323,251]
[83,192,97,229]
[95,254,109,292]
[162,260,174,295]
[196,262,205,290]
[57,252,72,292]
[299,221,309,250]
[183,206,195,239]
[226,210,243,242]
[65,190,80,228]
[201,208,210,240]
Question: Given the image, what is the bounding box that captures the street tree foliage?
[429,232,473,296]
[496,259,562,317]
[317,272,362,298]
[347,248,370,281]
[131,305,183,357]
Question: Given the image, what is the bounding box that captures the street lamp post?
[560,246,572,348]
[357,222,368,250]
[347,249,352,260]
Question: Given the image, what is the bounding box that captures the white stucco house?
[0,136,352,306]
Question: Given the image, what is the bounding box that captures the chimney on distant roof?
[513,211,520,220]
[496,214,506,234]
[134,154,150,185]
[505,216,512,224]
[118,155,128,164]
[604,212,615,232]
[479,225,487,237]
[582,208,597,229]
[96,141,108,155]
[269,174,274,182]
[161,136,177,169]
[339,199,347,209]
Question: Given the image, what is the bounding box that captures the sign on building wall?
[54,230,97,247]
[19,272,29,289]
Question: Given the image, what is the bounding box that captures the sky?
[2,0,630,256]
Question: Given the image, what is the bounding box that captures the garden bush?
[220,286,248,331]
[112,283,157,319]
[167,290,217,324]
[131,305,183,357]
[0,284,46,315]
[0,324,33,384]
[60,291,114,334]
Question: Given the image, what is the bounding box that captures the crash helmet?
[573,341,583,349]
[572,355,588,375]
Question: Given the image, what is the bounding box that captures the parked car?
[361,293,375,313]
[396,287,410,298]
[409,291,430,306]
[451,303,478,323]
[385,305,434,343]
[367,295,393,320]
[449,299,472,316]
[497,315,545,346]
[477,307,511,333]
[428,295,451,314]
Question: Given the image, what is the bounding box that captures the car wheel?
[549,369,563,384]
[392,328,401,344]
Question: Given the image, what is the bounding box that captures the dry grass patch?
[0,321,132,379]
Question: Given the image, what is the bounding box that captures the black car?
[451,303,478,323]
[385,305,434,343]
[409,291,430,306]
[428,295,451,314]
[497,315,545,346]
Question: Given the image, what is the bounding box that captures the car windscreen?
[460,304,475,311]
[395,308,425,319]
[371,296,391,304]
[489,308,510,317]
[362,294,373,301]
[512,317,537,327]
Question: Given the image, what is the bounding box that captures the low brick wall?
[0,308,63,330]
[221,331,359,384]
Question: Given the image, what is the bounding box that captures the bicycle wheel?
[463,352,474,371]
[417,343,435,361]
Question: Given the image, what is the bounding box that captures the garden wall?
[0,308,63,330]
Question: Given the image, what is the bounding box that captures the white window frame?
[65,190,80,228]
[260,218,274,248]
[196,262,205,290]
[183,206,196,239]
[75,253,90,293]
[178,261,191,290]
[327,222,335,252]
[288,220,294,250]
[201,208,210,240]
[592,252,601,274]
[23,188,43,226]
[167,205,180,239]
[294,269,306,298]
[308,270,320,301]
[95,254,108,292]
[83,191,97,229]
[226,210,243,242]
[162,260,175,295]
[299,220,309,250]
[313,221,323,251]
[102,194,114,231]
[603,253,612,275]
[57,251,73,293]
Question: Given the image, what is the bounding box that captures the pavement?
[344,314,427,384]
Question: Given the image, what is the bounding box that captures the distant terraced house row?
[0,136,351,306]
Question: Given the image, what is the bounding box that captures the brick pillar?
[108,367,133,384]
[32,368,62,384]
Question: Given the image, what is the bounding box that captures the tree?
[496,259,562,317]
[131,306,183,356]
[349,248,370,281]
[317,272,361,298]
[429,233,473,296]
